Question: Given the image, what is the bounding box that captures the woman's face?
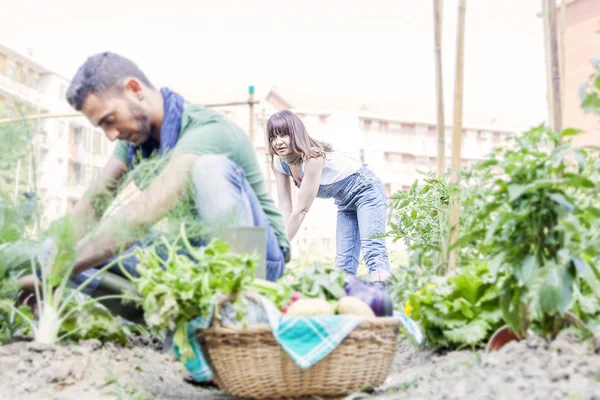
[271,133,292,156]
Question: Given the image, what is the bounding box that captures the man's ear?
[123,78,144,100]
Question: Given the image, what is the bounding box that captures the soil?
[0,330,599,400]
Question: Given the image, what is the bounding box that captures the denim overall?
[279,159,390,277]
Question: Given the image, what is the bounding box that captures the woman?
[267,110,391,282]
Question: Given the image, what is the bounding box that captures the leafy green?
[407,266,504,348]
[129,229,257,362]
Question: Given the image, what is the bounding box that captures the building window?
[388,122,402,134]
[0,54,6,74]
[362,119,372,131]
[379,121,388,133]
[426,126,437,138]
[6,63,15,80]
[68,162,83,186]
[359,149,365,163]
[5,103,15,118]
[16,63,24,83]
[384,152,403,163]
[401,153,415,163]
[401,123,416,135]
[493,132,502,145]
[416,156,428,170]
[319,114,328,124]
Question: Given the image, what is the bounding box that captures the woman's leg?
[355,179,391,281]
[335,208,361,275]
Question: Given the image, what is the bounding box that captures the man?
[18,51,290,299]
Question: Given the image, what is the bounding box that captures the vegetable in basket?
[343,275,394,317]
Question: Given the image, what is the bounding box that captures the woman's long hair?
[266,110,333,165]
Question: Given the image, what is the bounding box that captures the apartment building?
[559,0,600,146]
[0,43,116,227]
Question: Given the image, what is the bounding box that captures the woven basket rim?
[198,315,402,336]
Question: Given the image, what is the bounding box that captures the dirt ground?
[0,330,599,400]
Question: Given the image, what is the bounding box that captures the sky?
[0,0,549,131]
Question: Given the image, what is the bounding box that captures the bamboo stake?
[547,0,563,133]
[14,159,21,200]
[559,0,567,130]
[542,0,555,130]
[434,0,446,179]
[433,0,447,271]
[248,85,256,144]
[448,0,467,273]
[262,107,272,193]
[0,112,81,125]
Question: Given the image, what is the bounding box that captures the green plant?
[579,58,600,116]
[460,125,600,338]
[125,224,257,362]
[406,263,504,348]
[386,175,452,273]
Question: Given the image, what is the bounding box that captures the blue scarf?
[126,87,185,169]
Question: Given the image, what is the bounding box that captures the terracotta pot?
[485,312,588,353]
[485,325,523,353]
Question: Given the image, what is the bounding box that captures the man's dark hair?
[66,52,155,111]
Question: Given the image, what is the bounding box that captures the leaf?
[519,255,539,289]
[572,257,600,297]
[443,318,490,346]
[549,193,574,213]
[562,173,595,188]
[560,128,582,138]
[508,184,529,201]
[452,273,482,304]
[539,281,562,314]
[0,206,25,244]
[484,214,507,245]
[479,305,503,324]
[500,278,526,336]
[539,265,573,315]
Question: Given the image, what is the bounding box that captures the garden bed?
[1,331,598,400]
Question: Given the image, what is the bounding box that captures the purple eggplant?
[343,275,394,317]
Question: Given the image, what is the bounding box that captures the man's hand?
[15,274,42,318]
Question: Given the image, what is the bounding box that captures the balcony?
[0,73,42,107]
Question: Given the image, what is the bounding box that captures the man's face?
[81,85,152,146]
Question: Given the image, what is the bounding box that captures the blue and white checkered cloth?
[173,295,424,383]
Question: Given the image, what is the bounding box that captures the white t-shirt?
[273,152,363,185]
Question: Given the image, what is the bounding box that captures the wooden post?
[434,0,446,179]
[14,159,21,200]
[448,0,467,273]
[0,112,81,125]
[559,0,567,132]
[547,0,562,134]
[262,107,272,193]
[433,0,447,271]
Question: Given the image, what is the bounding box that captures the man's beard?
[129,101,153,144]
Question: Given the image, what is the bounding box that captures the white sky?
[0,0,549,130]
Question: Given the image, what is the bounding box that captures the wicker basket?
[196,295,401,399]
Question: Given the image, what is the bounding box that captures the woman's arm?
[286,157,324,241]
[273,167,293,221]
